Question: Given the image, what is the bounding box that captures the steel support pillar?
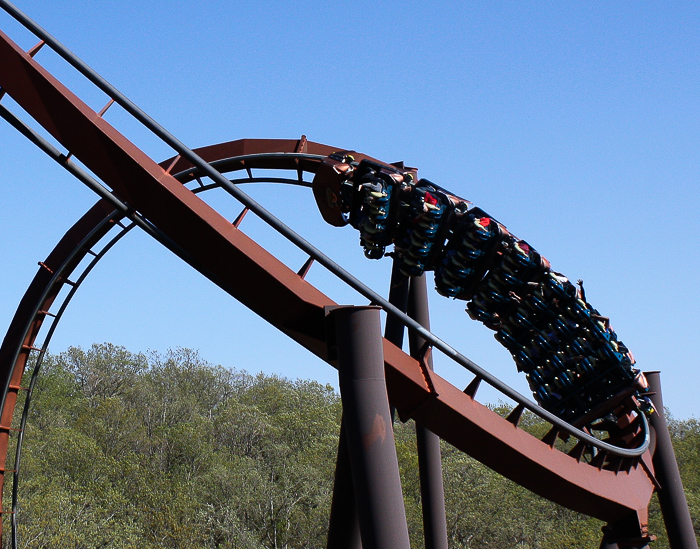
[599,530,651,549]
[327,421,363,549]
[383,263,449,548]
[599,508,654,549]
[384,260,410,349]
[407,275,449,549]
[384,260,410,423]
[646,371,698,549]
[330,306,411,549]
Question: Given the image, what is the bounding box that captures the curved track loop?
[0,12,657,545]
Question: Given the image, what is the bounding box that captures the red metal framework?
[0,3,695,548]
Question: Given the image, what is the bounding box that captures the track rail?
[0,2,657,545]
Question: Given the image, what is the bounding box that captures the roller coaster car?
[312,154,417,228]
[500,239,551,283]
[350,161,418,259]
[312,151,650,426]
[434,210,506,300]
[394,180,457,276]
[311,151,357,227]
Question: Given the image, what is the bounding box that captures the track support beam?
[646,371,698,549]
[330,306,411,549]
[599,522,653,549]
[384,264,449,549]
[407,274,449,549]
[384,261,410,350]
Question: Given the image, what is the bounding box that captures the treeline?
[4,343,698,548]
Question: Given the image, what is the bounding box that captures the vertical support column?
[327,421,362,549]
[407,274,449,549]
[645,371,698,549]
[330,306,411,549]
[384,260,411,423]
[599,535,619,549]
[384,260,410,349]
[599,519,652,549]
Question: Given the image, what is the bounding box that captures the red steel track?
[0,19,658,545]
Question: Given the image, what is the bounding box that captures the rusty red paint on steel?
[0,30,654,524]
[161,138,338,175]
[0,200,118,531]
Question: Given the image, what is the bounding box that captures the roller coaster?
[313,155,651,424]
[0,2,696,548]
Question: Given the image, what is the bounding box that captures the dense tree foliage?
[4,344,698,548]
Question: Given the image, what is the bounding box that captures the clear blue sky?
[1,1,698,419]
